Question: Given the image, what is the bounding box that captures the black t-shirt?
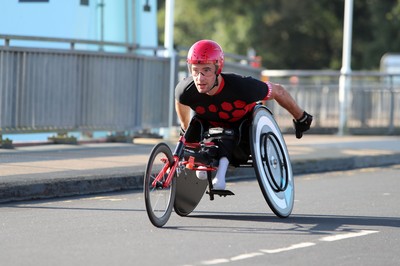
[175,73,271,127]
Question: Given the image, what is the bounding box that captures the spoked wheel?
[250,106,294,218]
[144,143,176,227]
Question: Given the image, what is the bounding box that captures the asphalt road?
[1,165,399,266]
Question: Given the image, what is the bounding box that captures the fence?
[0,43,171,134]
[262,70,400,135]
[1,35,399,136]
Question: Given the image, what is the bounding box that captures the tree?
[353,0,400,69]
[157,0,400,70]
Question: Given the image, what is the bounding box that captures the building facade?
[0,0,157,50]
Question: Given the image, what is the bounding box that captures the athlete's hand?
[293,111,312,139]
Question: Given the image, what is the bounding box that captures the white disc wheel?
[250,106,294,218]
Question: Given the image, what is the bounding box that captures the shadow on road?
[168,211,400,234]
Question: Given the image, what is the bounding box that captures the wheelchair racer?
[175,40,312,190]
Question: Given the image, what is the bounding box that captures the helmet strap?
[207,74,219,94]
[213,74,219,87]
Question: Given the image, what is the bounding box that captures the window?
[19,0,49,2]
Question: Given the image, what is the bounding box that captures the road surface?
[1,165,399,266]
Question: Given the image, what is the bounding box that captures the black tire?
[144,143,176,227]
[250,106,294,218]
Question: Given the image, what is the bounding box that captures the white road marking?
[230,252,264,261]
[84,196,126,202]
[260,242,316,254]
[201,258,229,265]
[319,230,379,242]
[196,230,380,266]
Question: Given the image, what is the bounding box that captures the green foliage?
[48,132,77,145]
[158,0,400,70]
[0,136,14,149]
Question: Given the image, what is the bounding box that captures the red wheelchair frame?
[144,105,294,227]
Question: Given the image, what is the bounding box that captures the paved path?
[1,135,399,203]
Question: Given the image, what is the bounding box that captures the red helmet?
[187,40,224,75]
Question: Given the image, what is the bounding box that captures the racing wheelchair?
[144,104,294,227]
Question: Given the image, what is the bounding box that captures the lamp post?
[338,0,354,135]
[165,0,175,134]
[97,0,105,51]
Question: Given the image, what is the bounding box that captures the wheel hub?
[270,155,278,169]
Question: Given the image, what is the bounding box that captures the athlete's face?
[190,63,217,94]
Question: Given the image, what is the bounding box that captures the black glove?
[293,111,312,139]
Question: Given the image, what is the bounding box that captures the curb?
[291,153,400,175]
[1,153,399,204]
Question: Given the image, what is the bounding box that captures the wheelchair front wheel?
[250,106,294,218]
[144,143,176,227]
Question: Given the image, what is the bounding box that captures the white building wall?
[0,0,158,50]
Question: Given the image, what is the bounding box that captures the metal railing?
[0,34,166,54]
[262,70,400,135]
[0,35,172,134]
[1,34,399,136]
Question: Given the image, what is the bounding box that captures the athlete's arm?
[268,82,304,120]
[175,100,192,131]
